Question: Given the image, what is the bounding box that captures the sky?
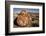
[13,8,39,13]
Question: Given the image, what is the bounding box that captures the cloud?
[13,8,39,13]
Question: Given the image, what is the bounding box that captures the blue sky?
[13,8,39,13]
